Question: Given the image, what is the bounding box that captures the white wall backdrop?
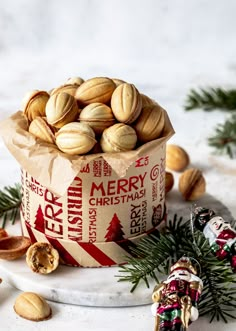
[0,0,236,110]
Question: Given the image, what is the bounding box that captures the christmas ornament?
[193,206,236,272]
[151,257,203,331]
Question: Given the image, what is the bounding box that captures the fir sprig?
[185,88,236,111]
[118,215,236,322]
[208,114,236,158]
[0,184,22,228]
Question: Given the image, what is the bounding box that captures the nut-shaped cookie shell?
[14,292,52,321]
[46,92,79,128]
[112,78,126,87]
[79,102,115,135]
[75,77,116,106]
[29,117,55,144]
[179,168,206,201]
[140,94,157,107]
[50,84,78,97]
[66,76,84,86]
[56,122,96,155]
[100,123,137,153]
[111,83,142,124]
[165,171,174,194]
[22,90,50,122]
[133,104,165,143]
[166,144,190,172]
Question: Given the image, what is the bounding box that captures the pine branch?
[0,184,22,228]
[118,215,236,323]
[184,88,236,111]
[208,114,236,158]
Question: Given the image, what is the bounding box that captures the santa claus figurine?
[151,257,203,331]
[193,206,236,272]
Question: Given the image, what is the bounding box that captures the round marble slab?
[0,193,233,307]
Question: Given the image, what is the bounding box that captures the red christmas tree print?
[34,205,45,233]
[105,213,125,242]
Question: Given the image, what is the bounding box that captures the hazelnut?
[46,92,79,128]
[133,105,165,143]
[111,83,142,124]
[166,145,190,172]
[22,90,50,122]
[66,76,84,86]
[55,122,96,155]
[14,292,52,321]
[179,168,206,201]
[112,78,126,87]
[50,84,77,97]
[26,242,59,274]
[29,117,55,144]
[100,123,137,153]
[165,171,174,194]
[75,77,116,106]
[79,102,115,135]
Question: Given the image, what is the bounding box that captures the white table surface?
[0,0,236,330]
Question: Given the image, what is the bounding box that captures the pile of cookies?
[22,76,166,155]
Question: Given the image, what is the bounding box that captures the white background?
[0,1,236,330]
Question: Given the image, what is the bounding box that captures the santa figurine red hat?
[193,206,236,272]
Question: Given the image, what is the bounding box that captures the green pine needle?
[184,88,236,111]
[0,184,22,228]
[208,114,236,158]
[118,215,236,323]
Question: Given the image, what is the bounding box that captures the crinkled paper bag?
[0,110,174,196]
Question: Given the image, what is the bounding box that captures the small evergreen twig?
[0,184,22,228]
[118,215,236,323]
[208,114,236,158]
[184,88,236,111]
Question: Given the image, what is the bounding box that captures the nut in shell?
[179,168,206,201]
[26,242,59,274]
[14,292,52,321]
[100,123,137,153]
[111,83,142,124]
[56,122,97,155]
[22,90,50,122]
[29,117,55,144]
[166,144,190,172]
[133,104,165,143]
[75,77,116,106]
[79,102,115,135]
[46,92,79,128]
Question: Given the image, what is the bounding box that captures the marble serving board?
[0,193,233,307]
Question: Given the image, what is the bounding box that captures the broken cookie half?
[26,242,59,274]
